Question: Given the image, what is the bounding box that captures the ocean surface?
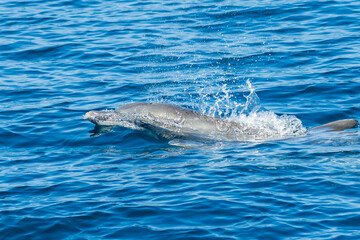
[1,0,360,239]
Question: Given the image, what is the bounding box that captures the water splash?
[240,79,261,115]
[230,111,307,140]
[199,79,307,140]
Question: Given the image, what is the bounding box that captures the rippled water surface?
[1,0,360,239]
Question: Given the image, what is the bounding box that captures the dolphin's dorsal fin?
[309,119,358,132]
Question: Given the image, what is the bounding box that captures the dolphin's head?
[84,110,118,126]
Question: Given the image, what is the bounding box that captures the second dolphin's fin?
[309,119,358,132]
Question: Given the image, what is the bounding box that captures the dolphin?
[84,102,358,141]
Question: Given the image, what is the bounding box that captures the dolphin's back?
[115,102,201,121]
[115,103,222,138]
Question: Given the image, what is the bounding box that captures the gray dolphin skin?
[84,102,358,141]
[84,102,255,141]
[309,119,358,132]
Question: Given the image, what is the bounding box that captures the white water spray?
[199,79,307,140]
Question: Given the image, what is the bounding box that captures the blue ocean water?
[1,0,360,239]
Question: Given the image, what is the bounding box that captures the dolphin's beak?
[84,111,99,124]
[84,110,118,126]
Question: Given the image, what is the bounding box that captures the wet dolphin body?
[85,102,255,141]
[84,102,358,141]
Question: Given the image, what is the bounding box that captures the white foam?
[230,111,307,140]
[200,79,307,140]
